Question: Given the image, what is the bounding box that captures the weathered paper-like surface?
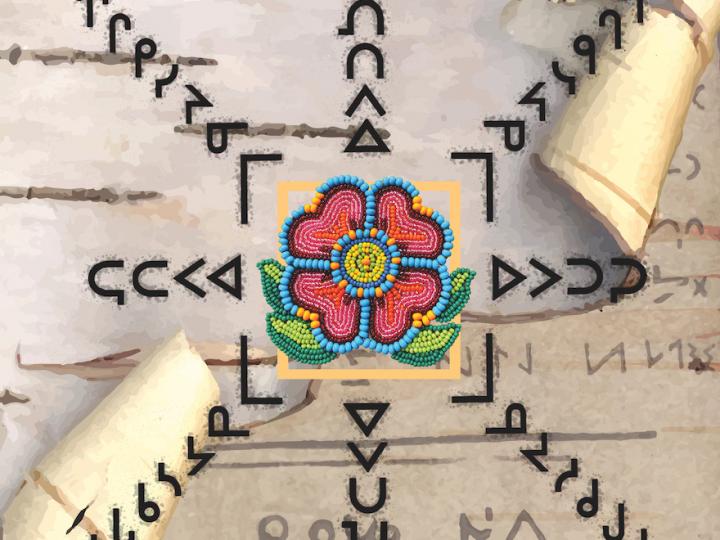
[0,0,718,538]
[3,332,219,539]
[541,5,715,253]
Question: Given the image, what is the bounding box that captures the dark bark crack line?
[175,122,391,140]
[0,186,161,204]
[1,44,217,67]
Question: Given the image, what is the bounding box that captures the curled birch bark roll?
[540,5,718,253]
[3,332,220,539]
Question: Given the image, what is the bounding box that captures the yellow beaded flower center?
[343,242,387,283]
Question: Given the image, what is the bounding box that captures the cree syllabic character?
[259,176,475,366]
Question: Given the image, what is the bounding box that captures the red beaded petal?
[288,186,367,259]
[373,186,443,258]
[369,269,441,344]
[290,270,361,343]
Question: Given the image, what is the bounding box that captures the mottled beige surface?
[542,6,711,253]
[0,0,630,366]
[4,332,220,539]
[0,0,718,538]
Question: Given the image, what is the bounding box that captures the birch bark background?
[0,0,718,538]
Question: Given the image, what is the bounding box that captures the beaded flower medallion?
[258,176,475,366]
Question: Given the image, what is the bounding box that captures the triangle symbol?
[344,119,390,153]
[347,441,387,472]
[492,255,526,300]
[344,402,389,437]
[207,255,242,300]
[345,84,387,118]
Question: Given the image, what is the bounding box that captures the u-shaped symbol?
[338,0,385,36]
[346,43,385,79]
[349,477,387,514]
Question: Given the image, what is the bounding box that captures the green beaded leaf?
[266,313,337,365]
[436,268,476,322]
[391,324,461,367]
[257,259,285,313]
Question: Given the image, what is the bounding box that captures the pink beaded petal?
[287,185,367,259]
[290,270,361,343]
[373,186,443,258]
[370,269,441,344]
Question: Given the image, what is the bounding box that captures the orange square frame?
[275,181,462,380]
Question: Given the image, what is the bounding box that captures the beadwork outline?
[277,176,454,355]
[275,179,463,380]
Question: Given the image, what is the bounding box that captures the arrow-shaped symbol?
[345,84,386,117]
[347,441,388,473]
[520,432,549,472]
[207,255,243,301]
[492,255,527,300]
[187,435,215,476]
[528,258,562,297]
[174,258,207,297]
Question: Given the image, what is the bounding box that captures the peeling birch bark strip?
[175,122,391,140]
[0,186,161,204]
[0,44,217,67]
[15,343,277,381]
[461,292,718,324]
[462,304,610,324]
[16,306,718,380]
[19,303,701,381]
[539,7,716,254]
[3,332,220,539]
[461,280,644,324]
